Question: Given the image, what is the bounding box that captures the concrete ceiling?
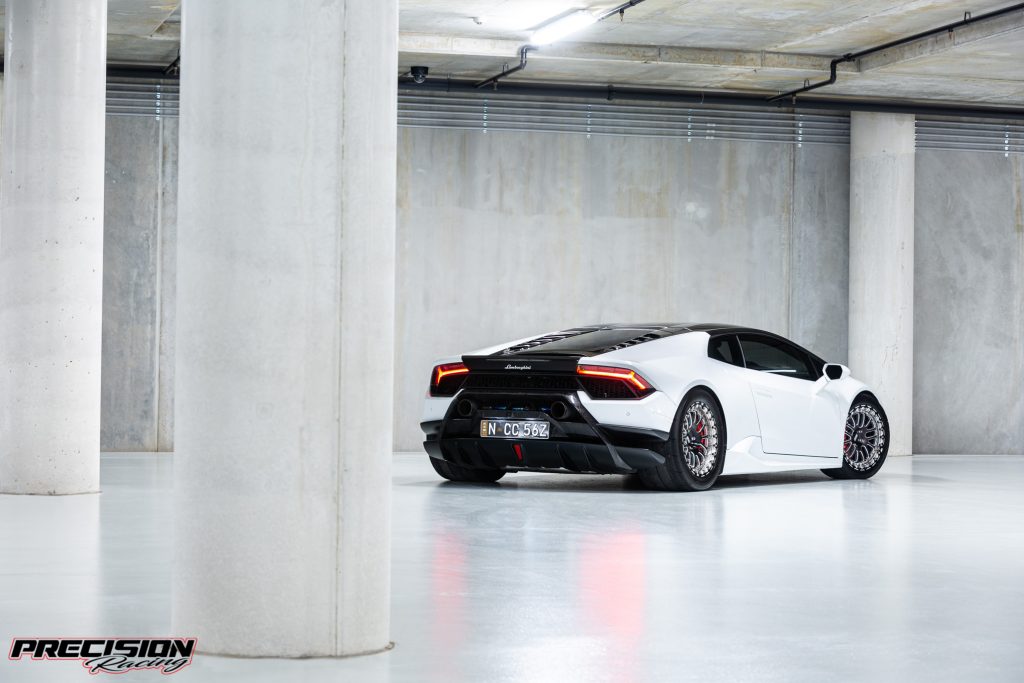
[399,0,1024,107]
[0,1,181,68]
[0,1,1020,107]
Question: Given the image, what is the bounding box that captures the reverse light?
[530,10,597,45]
[576,364,654,399]
[430,362,469,397]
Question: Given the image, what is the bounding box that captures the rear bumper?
[423,436,665,474]
[421,398,670,475]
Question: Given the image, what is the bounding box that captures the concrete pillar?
[173,0,396,657]
[848,112,915,456]
[0,0,107,494]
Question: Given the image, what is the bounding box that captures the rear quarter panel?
[585,332,761,451]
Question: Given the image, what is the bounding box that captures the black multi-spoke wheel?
[639,389,726,491]
[823,398,889,480]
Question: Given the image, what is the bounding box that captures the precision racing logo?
[9,637,197,675]
[504,364,532,370]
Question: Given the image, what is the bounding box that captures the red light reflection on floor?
[579,532,647,681]
[430,530,468,679]
[431,531,466,647]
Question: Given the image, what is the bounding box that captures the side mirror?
[823,363,849,381]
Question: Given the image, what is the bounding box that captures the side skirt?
[721,436,841,476]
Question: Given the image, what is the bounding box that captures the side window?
[738,335,816,381]
[708,335,743,367]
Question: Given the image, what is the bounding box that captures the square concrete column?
[172,0,397,656]
[0,0,107,494]
[848,112,915,456]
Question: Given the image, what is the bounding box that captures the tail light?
[430,362,469,397]
[576,364,654,400]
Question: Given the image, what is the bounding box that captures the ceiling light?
[530,10,597,45]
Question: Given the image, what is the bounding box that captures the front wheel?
[429,457,505,483]
[822,399,889,480]
[639,389,726,491]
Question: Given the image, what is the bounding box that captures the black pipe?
[595,0,648,22]
[402,78,1024,122]
[767,54,851,103]
[0,60,179,81]
[475,45,532,89]
[769,2,1024,102]
[107,67,179,80]
[473,0,649,89]
[164,52,181,78]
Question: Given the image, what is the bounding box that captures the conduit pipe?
[475,0,648,89]
[769,2,1024,102]
[476,45,533,89]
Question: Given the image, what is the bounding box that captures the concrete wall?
[914,150,1024,454]
[101,121,850,452]
[98,119,1024,455]
[394,128,850,450]
[101,116,178,451]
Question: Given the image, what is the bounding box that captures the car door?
[737,333,839,457]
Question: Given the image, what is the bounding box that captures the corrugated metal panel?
[106,79,1024,156]
[916,116,1024,155]
[107,78,179,118]
[398,92,850,147]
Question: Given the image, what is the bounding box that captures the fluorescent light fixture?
[530,10,597,45]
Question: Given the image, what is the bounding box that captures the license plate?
[479,419,550,440]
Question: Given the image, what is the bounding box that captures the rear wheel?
[429,457,505,483]
[822,398,889,480]
[639,389,725,491]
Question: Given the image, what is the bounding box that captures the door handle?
[755,390,773,399]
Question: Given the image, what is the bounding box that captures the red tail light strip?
[430,362,469,397]
[435,362,469,385]
[576,364,651,391]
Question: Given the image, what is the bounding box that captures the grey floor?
[2,453,1023,682]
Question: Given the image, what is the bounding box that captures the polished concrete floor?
[2,453,1023,682]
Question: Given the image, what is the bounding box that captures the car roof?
[549,322,740,332]
[571,322,749,334]
[490,323,824,362]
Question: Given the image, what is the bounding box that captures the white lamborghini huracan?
[420,323,889,491]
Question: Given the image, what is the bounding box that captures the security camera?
[410,66,429,84]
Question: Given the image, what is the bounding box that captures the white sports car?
[420,323,889,491]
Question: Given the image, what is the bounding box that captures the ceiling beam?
[858,7,1024,71]
[771,0,942,52]
[399,32,855,74]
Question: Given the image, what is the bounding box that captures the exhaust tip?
[550,400,571,421]
[456,398,476,418]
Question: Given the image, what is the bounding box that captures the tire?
[822,397,889,480]
[639,389,726,492]
[429,457,505,483]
